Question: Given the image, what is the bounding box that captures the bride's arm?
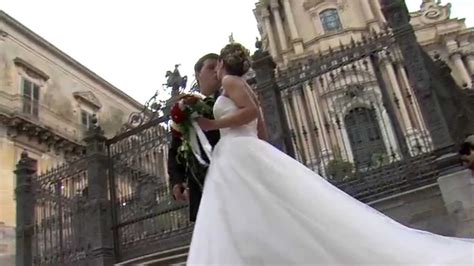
[198,76,258,131]
[251,92,269,141]
[256,110,269,141]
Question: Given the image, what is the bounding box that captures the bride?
[188,43,474,265]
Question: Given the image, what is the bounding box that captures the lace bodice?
[213,96,258,139]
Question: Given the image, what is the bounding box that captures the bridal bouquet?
[170,94,214,167]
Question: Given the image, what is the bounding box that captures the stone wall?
[438,169,474,237]
[370,183,456,236]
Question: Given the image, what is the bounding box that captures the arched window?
[345,107,386,169]
[320,9,342,32]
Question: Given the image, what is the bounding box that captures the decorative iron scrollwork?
[115,65,199,136]
[117,90,167,135]
[135,177,159,210]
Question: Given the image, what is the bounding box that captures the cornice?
[0,10,143,110]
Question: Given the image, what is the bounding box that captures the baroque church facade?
[252,0,473,174]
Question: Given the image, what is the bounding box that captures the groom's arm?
[168,135,187,200]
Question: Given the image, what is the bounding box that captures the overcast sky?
[1,0,472,104]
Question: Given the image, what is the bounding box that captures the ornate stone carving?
[419,0,450,22]
[0,114,85,156]
[424,9,441,19]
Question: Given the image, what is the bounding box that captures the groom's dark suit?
[168,94,220,222]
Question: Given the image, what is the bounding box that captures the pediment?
[14,57,50,81]
[303,0,325,11]
[73,91,102,110]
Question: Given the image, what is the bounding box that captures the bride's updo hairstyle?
[219,43,251,77]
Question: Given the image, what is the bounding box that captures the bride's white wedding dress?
[187,95,474,265]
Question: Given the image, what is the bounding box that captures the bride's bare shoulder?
[221,75,244,92]
[222,75,241,85]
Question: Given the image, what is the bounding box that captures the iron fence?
[255,30,436,185]
[107,115,192,261]
[31,159,89,265]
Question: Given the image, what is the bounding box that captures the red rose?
[171,102,186,124]
[171,127,182,138]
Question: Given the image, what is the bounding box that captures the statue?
[255,37,263,51]
[252,37,267,60]
[229,32,235,43]
[165,64,188,97]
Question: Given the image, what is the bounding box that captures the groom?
[168,53,221,222]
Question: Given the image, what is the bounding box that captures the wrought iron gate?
[15,1,473,264]
[106,115,192,261]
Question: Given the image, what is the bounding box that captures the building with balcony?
[0,10,142,237]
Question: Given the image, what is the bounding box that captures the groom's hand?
[173,183,189,202]
[197,117,217,131]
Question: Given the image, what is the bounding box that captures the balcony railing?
[0,92,87,142]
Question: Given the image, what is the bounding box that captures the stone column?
[397,65,426,131]
[306,83,333,162]
[398,64,435,153]
[376,104,402,159]
[382,60,414,134]
[270,0,288,52]
[261,8,278,59]
[252,47,295,157]
[361,0,375,20]
[282,91,298,156]
[290,89,307,160]
[464,53,474,75]
[450,52,472,88]
[281,0,304,54]
[83,117,115,265]
[281,0,298,40]
[371,0,386,23]
[370,52,409,158]
[361,0,379,30]
[15,151,37,266]
[437,169,474,237]
[294,87,318,163]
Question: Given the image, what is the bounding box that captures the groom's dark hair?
[459,141,474,156]
[194,53,219,74]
